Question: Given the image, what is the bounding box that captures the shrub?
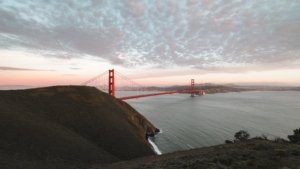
[225,140,233,144]
[234,130,250,142]
[288,128,300,143]
[253,135,268,140]
[253,134,268,140]
[274,137,288,143]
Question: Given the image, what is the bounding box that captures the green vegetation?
[234,130,250,142]
[0,86,156,169]
[225,130,250,143]
[288,128,300,144]
[228,129,300,144]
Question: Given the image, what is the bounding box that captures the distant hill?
[118,84,248,93]
[0,86,157,169]
[134,84,300,93]
[155,84,249,93]
[0,85,36,90]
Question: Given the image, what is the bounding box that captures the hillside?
[95,139,300,169]
[0,86,157,169]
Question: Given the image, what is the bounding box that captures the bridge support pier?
[191,79,195,97]
[108,69,115,96]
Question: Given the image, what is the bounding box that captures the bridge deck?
[118,90,205,100]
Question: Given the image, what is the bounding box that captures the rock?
[146,127,155,138]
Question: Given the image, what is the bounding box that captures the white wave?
[187,144,194,149]
[148,138,162,155]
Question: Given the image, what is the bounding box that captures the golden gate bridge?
[81,69,205,100]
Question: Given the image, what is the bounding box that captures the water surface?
[124,91,300,154]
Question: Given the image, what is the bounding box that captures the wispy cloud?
[0,0,299,71]
[70,67,80,70]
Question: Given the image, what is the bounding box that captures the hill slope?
[0,86,156,169]
[96,139,300,169]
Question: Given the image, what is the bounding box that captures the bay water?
[121,91,300,154]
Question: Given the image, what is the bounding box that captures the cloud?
[70,67,80,70]
[0,66,53,71]
[0,0,300,71]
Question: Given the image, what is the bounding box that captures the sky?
[0,0,300,87]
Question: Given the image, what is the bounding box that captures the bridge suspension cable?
[81,70,108,86]
[114,70,144,89]
[81,69,205,100]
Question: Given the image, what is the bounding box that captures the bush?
[225,140,233,144]
[274,137,288,143]
[288,128,300,143]
[234,130,250,142]
[253,134,268,140]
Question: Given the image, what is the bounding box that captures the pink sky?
[1,50,299,87]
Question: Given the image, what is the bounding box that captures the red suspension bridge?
[82,69,205,100]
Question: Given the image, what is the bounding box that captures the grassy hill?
[96,139,300,169]
[0,86,156,169]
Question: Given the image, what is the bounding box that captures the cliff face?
[115,99,158,138]
[0,86,156,169]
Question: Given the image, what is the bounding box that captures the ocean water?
[122,91,300,154]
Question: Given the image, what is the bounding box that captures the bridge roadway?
[118,90,205,100]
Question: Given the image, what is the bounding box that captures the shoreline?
[148,138,162,155]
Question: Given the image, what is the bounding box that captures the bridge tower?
[191,79,195,97]
[108,69,115,96]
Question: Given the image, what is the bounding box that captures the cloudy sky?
[0,0,300,87]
